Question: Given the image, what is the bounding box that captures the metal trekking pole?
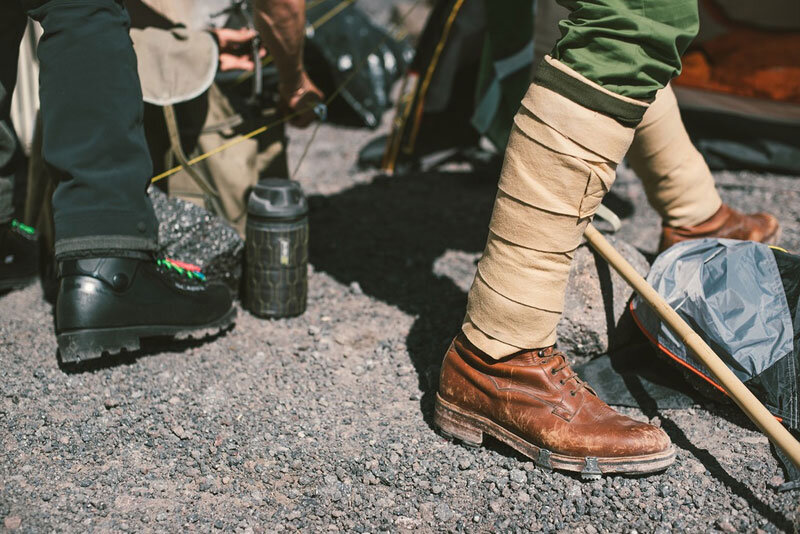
[583,223,800,470]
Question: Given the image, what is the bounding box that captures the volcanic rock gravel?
[3,6,800,532]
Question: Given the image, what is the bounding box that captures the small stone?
[716,519,736,533]
[103,398,120,409]
[4,516,22,530]
[434,503,453,521]
[349,281,363,295]
[171,425,189,440]
[509,469,526,484]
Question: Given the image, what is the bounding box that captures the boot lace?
[156,258,207,282]
[541,349,592,397]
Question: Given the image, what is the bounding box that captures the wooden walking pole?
[583,223,800,470]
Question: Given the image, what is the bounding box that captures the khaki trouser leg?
[463,58,647,358]
[169,85,288,237]
[627,84,722,228]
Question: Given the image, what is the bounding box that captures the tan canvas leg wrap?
[628,84,721,228]
[464,60,644,358]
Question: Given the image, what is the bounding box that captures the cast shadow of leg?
[309,170,496,425]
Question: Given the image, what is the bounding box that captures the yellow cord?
[234,0,353,86]
[151,0,422,185]
[150,0,422,183]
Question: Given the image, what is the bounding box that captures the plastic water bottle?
[244,178,308,317]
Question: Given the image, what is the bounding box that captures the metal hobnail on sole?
[434,393,676,477]
[580,457,602,480]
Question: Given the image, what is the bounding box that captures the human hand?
[279,70,325,128]
[210,27,267,72]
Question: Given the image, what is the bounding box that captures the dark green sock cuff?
[534,61,648,127]
[55,236,158,260]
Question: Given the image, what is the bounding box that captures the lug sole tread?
[57,308,236,363]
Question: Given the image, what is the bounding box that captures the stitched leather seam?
[486,375,576,422]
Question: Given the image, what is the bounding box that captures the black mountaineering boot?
[55,257,236,363]
[0,220,39,292]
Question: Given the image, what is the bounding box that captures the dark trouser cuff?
[53,206,159,260]
[55,236,158,260]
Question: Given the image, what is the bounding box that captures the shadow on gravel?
[310,171,666,422]
[621,372,795,530]
[57,326,236,374]
[309,170,495,422]
[309,171,797,520]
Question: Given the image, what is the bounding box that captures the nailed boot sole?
[434,394,676,478]
[56,307,237,364]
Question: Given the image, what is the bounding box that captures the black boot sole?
[56,307,237,363]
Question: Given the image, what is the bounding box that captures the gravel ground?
[3,5,800,533]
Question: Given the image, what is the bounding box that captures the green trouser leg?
[541,0,699,123]
[0,4,27,224]
[20,0,158,258]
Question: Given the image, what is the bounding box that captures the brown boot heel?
[434,394,483,447]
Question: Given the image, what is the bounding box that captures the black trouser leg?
[0,3,27,224]
[23,0,158,258]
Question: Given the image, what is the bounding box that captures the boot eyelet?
[559,379,566,385]
[570,391,577,396]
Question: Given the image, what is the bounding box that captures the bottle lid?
[247,178,308,220]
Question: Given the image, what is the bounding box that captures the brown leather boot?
[434,334,676,478]
[659,204,780,252]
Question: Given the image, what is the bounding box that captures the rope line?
[310,0,355,30]
[151,0,423,184]
[291,120,322,179]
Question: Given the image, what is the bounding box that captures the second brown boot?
[434,333,676,478]
[659,204,780,252]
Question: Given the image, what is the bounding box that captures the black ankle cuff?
[57,249,152,262]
